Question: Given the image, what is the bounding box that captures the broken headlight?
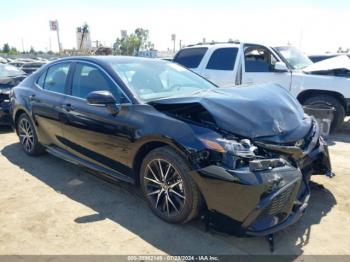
[200,138,258,169]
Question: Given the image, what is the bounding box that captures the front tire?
[16,114,45,156]
[140,146,202,224]
[303,95,345,131]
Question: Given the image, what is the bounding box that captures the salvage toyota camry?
[10,56,333,237]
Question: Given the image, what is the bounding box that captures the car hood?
[0,75,26,89]
[303,55,350,73]
[151,84,311,143]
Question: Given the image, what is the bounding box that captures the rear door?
[241,44,292,89]
[173,47,208,74]
[31,62,71,148]
[200,47,239,87]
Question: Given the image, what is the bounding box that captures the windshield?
[110,60,216,102]
[0,64,25,78]
[275,46,313,70]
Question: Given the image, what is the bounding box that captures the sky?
[0,0,349,54]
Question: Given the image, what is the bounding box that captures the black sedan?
[10,56,332,237]
[0,64,26,125]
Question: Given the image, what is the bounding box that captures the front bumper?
[192,163,309,236]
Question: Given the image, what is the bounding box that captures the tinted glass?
[111,60,216,102]
[72,63,125,103]
[37,71,46,87]
[173,47,208,68]
[206,48,238,70]
[43,63,70,93]
[244,46,277,72]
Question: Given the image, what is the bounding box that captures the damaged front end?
[0,88,11,125]
[151,84,333,237]
[189,117,332,236]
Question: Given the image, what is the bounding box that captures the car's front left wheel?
[140,146,202,224]
[16,113,45,156]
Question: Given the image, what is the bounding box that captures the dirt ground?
[0,121,349,256]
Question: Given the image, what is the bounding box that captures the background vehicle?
[9,59,47,74]
[0,63,26,125]
[309,53,350,63]
[174,42,350,130]
[10,56,332,237]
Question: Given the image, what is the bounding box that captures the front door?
[241,44,292,89]
[60,61,135,178]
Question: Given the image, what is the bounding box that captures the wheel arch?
[13,108,29,135]
[297,89,347,110]
[132,138,190,185]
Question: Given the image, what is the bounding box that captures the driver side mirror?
[274,62,289,72]
[86,90,120,115]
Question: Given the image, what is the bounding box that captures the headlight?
[200,138,257,157]
[0,88,11,95]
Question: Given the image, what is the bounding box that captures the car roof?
[57,55,167,64]
[182,43,241,49]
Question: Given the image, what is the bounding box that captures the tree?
[9,47,18,55]
[113,28,154,56]
[2,43,10,53]
[29,46,35,54]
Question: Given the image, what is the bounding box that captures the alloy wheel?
[143,159,186,216]
[18,118,35,153]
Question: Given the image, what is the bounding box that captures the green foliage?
[113,28,154,56]
[29,46,36,54]
[0,43,18,54]
[2,43,10,53]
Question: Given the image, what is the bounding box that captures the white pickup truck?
[173,42,350,130]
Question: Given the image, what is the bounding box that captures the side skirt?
[45,145,135,184]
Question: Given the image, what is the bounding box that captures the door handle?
[62,104,73,111]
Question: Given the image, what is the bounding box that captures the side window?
[206,48,238,70]
[173,47,208,68]
[71,63,126,103]
[244,46,277,73]
[37,71,46,88]
[43,63,70,93]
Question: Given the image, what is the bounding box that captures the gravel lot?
[0,121,349,256]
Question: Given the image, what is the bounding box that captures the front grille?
[267,184,296,215]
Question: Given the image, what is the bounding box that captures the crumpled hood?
[151,84,310,141]
[0,75,26,90]
[303,55,350,73]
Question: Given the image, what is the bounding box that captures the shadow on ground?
[327,120,350,145]
[1,142,336,256]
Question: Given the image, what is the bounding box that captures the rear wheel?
[16,114,45,156]
[140,146,202,224]
[303,95,345,131]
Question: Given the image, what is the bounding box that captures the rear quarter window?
[173,47,208,68]
[206,48,238,70]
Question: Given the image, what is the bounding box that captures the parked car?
[173,42,350,130]
[9,59,47,74]
[10,56,332,238]
[309,53,350,63]
[0,64,26,125]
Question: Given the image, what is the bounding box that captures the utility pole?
[21,38,24,52]
[171,34,176,53]
[57,26,62,54]
[49,20,61,54]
